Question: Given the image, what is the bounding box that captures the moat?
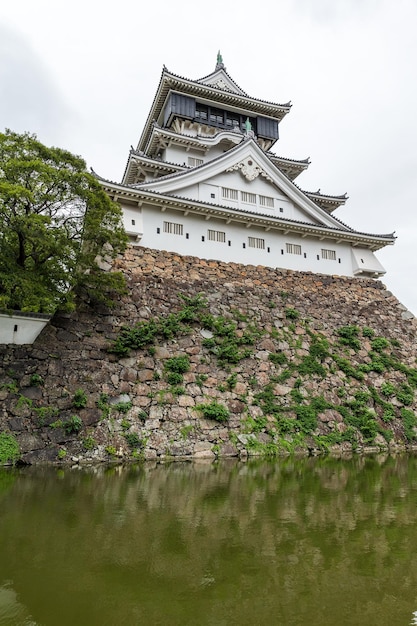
[1,455,417,625]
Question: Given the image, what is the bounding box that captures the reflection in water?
[0,583,37,626]
[1,456,417,625]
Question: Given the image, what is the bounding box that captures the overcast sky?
[1,0,417,313]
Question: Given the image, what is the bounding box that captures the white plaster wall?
[180,171,318,225]
[0,314,50,345]
[138,206,358,276]
[121,205,143,237]
[165,145,205,166]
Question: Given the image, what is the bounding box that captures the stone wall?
[1,246,416,465]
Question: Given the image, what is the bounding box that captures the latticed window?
[163,221,183,235]
[208,229,226,243]
[241,191,256,204]
[259,195,274,208]
[188,156,204,167]
[321,248,337,260]
[286,243,302,255]
[248,236,265,249]
[222,187,238,201]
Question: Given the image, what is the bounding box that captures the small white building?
[0,312,51,345]
[100,53,394,278]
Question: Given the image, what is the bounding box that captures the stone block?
[138,369,154,382]
[219,443,238,456]
[194,449,215,459]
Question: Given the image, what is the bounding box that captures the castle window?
[248,236,265,249]
[241,191,256,204]
[225,112,240,128]
[210,107,224,125]
[222,187,238,201]
[321,248,337,260]
[286,243,302,255]
[188,156,204,167]
[195,103,208,121]
[208,229,226,243]
[259,195,274,208]
[163,221,183,235]
[194,103,256,132]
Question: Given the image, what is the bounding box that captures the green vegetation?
[195,401,230,423]
[109,294,207,356]
[35,405,59,426]
[50,419,64,429]
[72,389,87,409]
[195,374,208,388]
[113,400,133,414]
[226,372,238,390]
[0,432,20,465]
[180,425,195,440]
[164,356,190,381]
[337,325,361,351]
[82,436,96,450]
[29,373,44,387]
[123,432,142,449]
[381,382,396,397]
[285,307,299,320]
[268,352,287,366]
[201,316,261,364]
[0,129,127,313]
[110,294,261,365]
[1,381,18,393]
[401,409,417,442]
[64,415,83,434]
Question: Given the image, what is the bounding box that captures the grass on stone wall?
[0,432,20,465]
[244,317,417,452]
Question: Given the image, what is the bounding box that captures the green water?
[1,456,417,625]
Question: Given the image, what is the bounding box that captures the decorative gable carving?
[209,78,234,92]
[226,157,273,183]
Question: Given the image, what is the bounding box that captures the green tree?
[0,129,128,313]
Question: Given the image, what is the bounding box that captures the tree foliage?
[0,129,128,313]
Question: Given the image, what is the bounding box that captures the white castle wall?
[133,205,356,276]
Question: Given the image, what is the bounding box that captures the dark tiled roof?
[165,67,291,109]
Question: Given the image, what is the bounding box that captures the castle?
[99,53,394,278]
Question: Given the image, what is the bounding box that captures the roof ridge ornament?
[244,117,256,141]
[215,50,225,71]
